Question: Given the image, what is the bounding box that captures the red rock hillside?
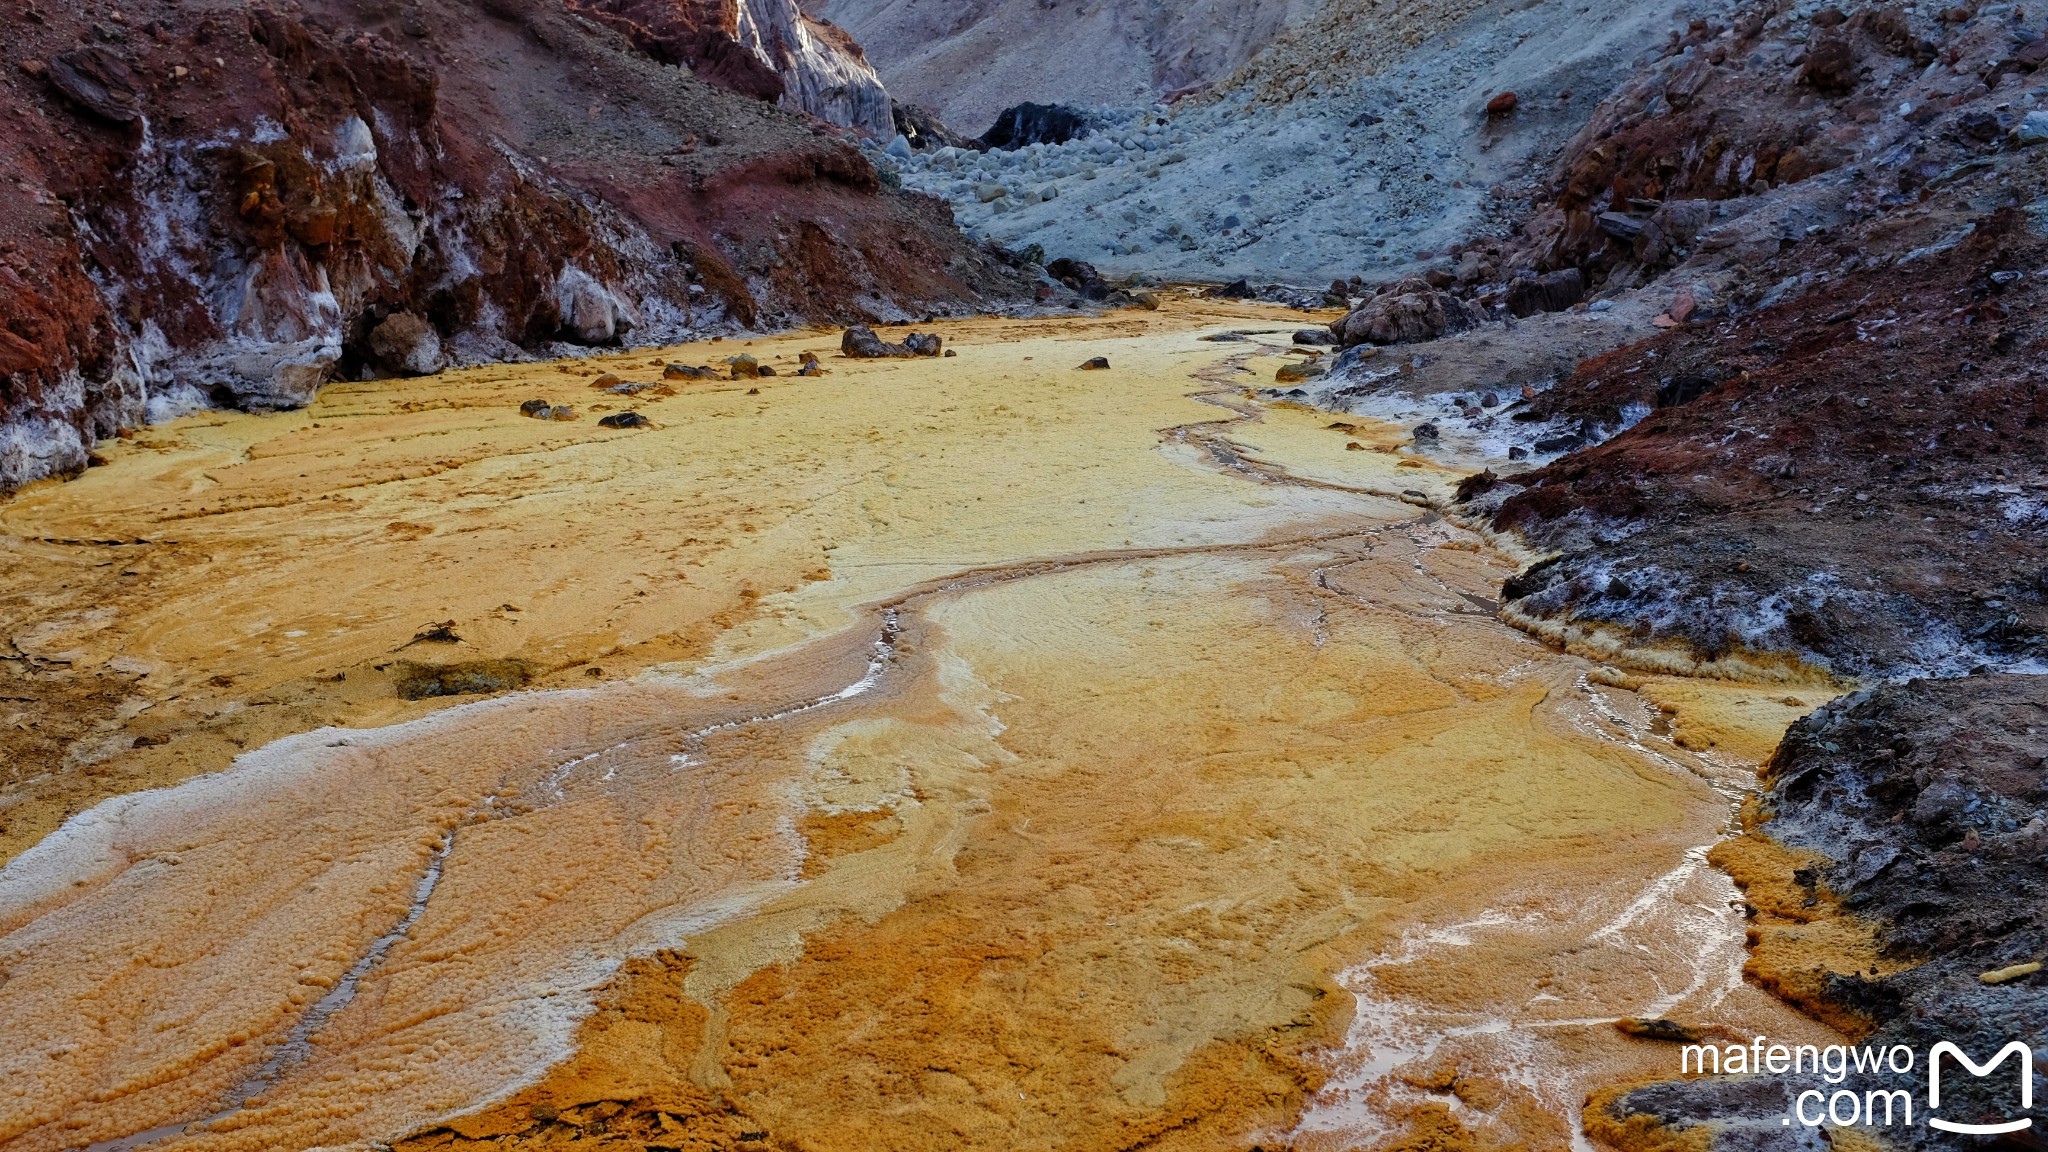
[0,0,1031,488]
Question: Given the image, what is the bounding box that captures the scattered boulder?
[1047,258,1113,301]
[1129,289,1160,310]
[892,100,973,151]
[1335,278,1480,346]
[1413,422,1440,441]
[520,400,577,420]
[1801,35,1859,92]
[727,353,762,379]
[592,372,624,389]
[1485,90,1518,116]
[1633,200,1714,265]
[556,268,637,345]
[45,46,143,123]
[978,102,1091,150]
[1596,212,1644,242]
[1506,268,1586,317]
[841,325,943,358]
[1077,356,1110,370]
[598,411,651,428]
[1655,374,1716,407]
[1276,362,1324,384]
[1211,279,1256,300]
[365,312,445,376]
[1293,328,1337,345]
[664,363,720,380]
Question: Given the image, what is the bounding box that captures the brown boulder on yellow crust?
[1334,278,1480,347]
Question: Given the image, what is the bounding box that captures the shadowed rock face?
[0,0,1030,490]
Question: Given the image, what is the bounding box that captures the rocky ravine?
[0,0,1036,490]
[870,0,1726,285]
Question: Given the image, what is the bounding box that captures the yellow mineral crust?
[0,300,1833,1152]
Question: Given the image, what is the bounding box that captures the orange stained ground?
[0,298,1835,1152]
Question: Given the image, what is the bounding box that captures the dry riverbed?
[1,298,1835,1152]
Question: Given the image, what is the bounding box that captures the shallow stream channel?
[0,298,1837,1152]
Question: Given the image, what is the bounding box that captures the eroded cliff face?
[566,0,894,136]
[0,0,1027,490]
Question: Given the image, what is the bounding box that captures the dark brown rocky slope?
[1400,4,2048,1146]
[0,0,1034,489]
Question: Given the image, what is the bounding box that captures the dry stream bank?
[0,300,1836,1152]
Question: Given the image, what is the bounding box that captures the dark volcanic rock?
[892,100,973,151]
[841,325,942,357]
[45,46,144,123]
[1046,258,1114,301]
[978,102,1092,150]
[1505,268,1584,317]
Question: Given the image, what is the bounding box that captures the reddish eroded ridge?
[1479,206,2048,681]
[0,0,1033,488]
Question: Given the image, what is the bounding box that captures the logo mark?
[1928,1041,2034,1135]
